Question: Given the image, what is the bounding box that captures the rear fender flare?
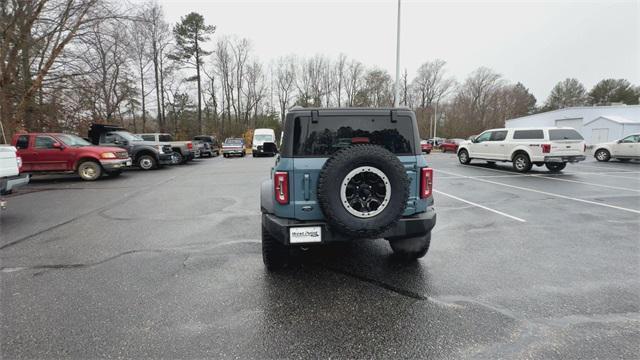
[510,146,532,161]
[260,179,275,214]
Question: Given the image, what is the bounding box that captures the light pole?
[394,0,401,108]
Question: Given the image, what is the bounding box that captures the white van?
[252,128,277,157]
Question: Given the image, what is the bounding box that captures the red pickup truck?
[12,133,131,181]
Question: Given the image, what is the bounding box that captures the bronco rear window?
[292,116,415,156]
[549,129,583,140]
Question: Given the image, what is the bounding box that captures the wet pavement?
[1,154,639,359]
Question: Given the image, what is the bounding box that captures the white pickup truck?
[0,145,29,209]
[457,127,586,172]
[136,133,199,164]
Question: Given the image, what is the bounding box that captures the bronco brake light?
[187,142,193,150]
[420,167,433,198]
[351,137,370,144]
[274,171,289,204]
[16,156,22,171]
[541,144,551,153]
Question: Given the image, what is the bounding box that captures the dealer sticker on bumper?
[289,226,322,244]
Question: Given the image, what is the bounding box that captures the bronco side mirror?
[52,142,64,149]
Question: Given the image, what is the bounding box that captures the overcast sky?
[149,0,639,103]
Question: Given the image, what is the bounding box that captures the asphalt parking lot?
[1,154,639,359]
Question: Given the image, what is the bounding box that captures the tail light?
[16,156,22,172]
[541,144,551,153]
[187,142,193,150]
[274,171,289,204]
[351,137,370,144]
[420,167,433,198]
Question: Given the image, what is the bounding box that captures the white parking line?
[433,189,526,222]
[455,165,640,193]
[568,170,640,180]
[573,163,639,172]
[436,169,640,215]
[530,173,640,193]
[439,174,528,179]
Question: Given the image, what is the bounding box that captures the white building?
[505,105,640,144]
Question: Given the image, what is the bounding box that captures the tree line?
[1,0,638,142]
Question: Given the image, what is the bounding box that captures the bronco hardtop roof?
[287,107,414,117]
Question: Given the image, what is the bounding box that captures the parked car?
[252,128,278,157]
[1,145,29,208]
[12,132,131,181]
[260,108,436,270]
[593,133,640,162]
[420,140,433,154]
[193,135,221,157]
[440,138,464,153]
[426,137,443,146]
[88,124,173,170]
[137,133,196,164]
[457,127,586,172]
[222,138,246,157]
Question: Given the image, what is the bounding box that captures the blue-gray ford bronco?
[260,108,436,269]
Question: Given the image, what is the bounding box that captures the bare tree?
[0,0,104,135]
[401,68,409,106]
[231,38,250,122]
[344,60,363,107]
[320,59,334,107]
[275,56,296,121]
[129,8,153,130]
[144,2,171,131]
[73,19,135,122]
[334,53,347,107]
[213,37,235,129]
[295,58,313,106]
[412,59,455,109]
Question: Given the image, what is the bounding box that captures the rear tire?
[545,162,566,172]
[458,149,471,164]
[262,225,288,270]
[512,153,532,173]
[389,233,431,260]
[595,149,610,162]
[77,161,102,181]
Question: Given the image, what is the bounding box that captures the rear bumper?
[223,149,245,155]
[544,155,586,163]
[159,153,174,165]
[263,207,437,245]
[99,158,132,170]
[253,146,276,155]
[1,174,30,193]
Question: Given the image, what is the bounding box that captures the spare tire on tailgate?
[317,144,409,238]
